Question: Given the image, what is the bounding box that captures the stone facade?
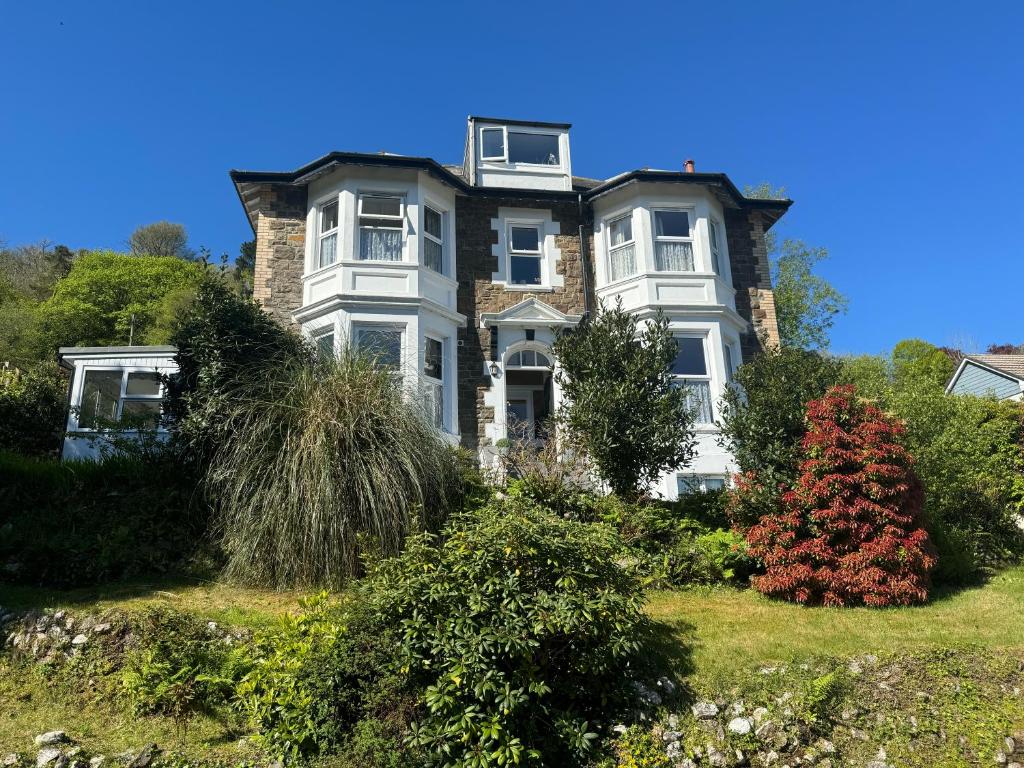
[724,208,780,361]
[250,184,307,325]
[454,196,593,451]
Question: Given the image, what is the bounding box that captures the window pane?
[510,226,540,252]
[522,350,536,367]
[709,220,719,249]
[610,243,636,281]
[424,206,442,239]
[704,478,726,491]
[609,216,632,246]
[79,369,122,428]
[655,210,690,237]
[319,232,337,267]
[481,128,505,159]
[507,352,521,367]
[358,329,401,369]
[361,195,401,217]
[320,201,338,232]
[316,332,335,358]
[421,379,443,429]
[424,238,443,272]
[535,352,550,367]
[507,399,529,425]
[510,255,542,285]
[424,338,443,380]
[360,228,403,260]
[121,399,162,427]
[672,337,707,376]
[680,380,713,423]
[724,345,734,382]
[125,371,161,396]
[655,241,694,271]
[508,132,560,165]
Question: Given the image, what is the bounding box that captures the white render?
[58,346,178,462]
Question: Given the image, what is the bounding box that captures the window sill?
[497,284,555,293]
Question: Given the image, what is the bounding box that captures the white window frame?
[422,203,446,275]
[652,207,696,272]
[479,125,562,168]
[677,474,728,495]
[724,341,739,385]
[672,334,714,425]
[357,193,406,262]
[74,366,164,432]
[506,222,545,287]
[605,212,638,283]
[317,197,340,269]
[708,218,723,275]
[421,334,446,430]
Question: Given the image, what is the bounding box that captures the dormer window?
[317,199,339,268]
[508,225,543,285]
[653,209,695,272]
[479,127,560,166]
[359,194,404,261]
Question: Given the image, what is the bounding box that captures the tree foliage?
[746,386,936,606]
[891,338,955,390]
[553,301,696,498]
[772,239,848,351]
[129,221,193,259]
[0,362,67,456]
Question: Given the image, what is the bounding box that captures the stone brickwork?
[250,184,307,325]
[724,208,780,361]
[454,196,593,451]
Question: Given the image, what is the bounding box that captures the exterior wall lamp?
[488,361,501,378]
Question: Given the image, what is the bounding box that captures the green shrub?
[121,608,239,729]
[0,362,67,457]
[368,498,650,767]
[234,593,408,759]
[0,451,208,586]
[606,726,672,768]
[206,349,462,588]
[665,529,751,586]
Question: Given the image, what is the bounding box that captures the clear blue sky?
[2,1,1021,355]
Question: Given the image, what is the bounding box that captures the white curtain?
[420,378,443,429]
[609,243,636,281]
[656,241,694,271]
[318,233,337,267]
[360,228,403,261]
[681,380,713,423]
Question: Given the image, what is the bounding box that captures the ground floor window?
[78,368,163,429]
[677,475,727,495]
[421,336,445,430]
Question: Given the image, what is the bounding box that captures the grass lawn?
[648,563,1024,688]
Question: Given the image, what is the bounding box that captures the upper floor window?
[358,194,404,261]
[318,200,339,268]
[672,336,713,424]
[423,205,445,274]
[607,214,636,282]
[480,127,560,166]
[653,210,694,272]
[708,219,723,274]
[79,369,163,430]
[508,225,543,285]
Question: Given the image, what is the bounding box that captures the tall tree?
[129,221,193,259]
[745,183,848,350]
[553,300,697,498]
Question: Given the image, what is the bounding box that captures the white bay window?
[423,205,445,274]
[654,209,694,271]
[421,337,445,429]
[359,194,404,261]
[672,336,713,424]
[607,213,636,282]
[317,200,339,268]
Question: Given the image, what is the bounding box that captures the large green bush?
[0,451,208,586]
[207,349,462,588]
[371,498,650,767]
[0,361,67,457]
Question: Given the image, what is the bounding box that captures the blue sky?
[1,1,1021,354]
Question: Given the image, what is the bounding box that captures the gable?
[949,360,1023,399]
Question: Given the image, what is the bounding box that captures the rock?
[995,753,1007,766]
[1008,763,1022,768]
[816,738,836,754]
[662,730,683,743]
[764,751,779,765]
[771,732,788,751]
[1006,738,1017,755]
[680,760,698,768]
[70,635,87,646]
[632,681,662,708]
[818,760,834,768]
[91,623,111,635]
[34,733,69,747]
[753,707,769,724]
[848,660,864,674]
[692,700,720,719]
[728,717,752,735]
[731,700,746,715]
[657,676,677,696]
[611,724,627,736]
[666,742,683,760]
[3,755,20,767]
[88,758,105,768]
[866,763,890,768]
[668,714,679,730]
[125,745,159,768]
[36,748,63,767]
[755,721,776,740]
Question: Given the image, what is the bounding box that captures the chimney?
[684,158,695,174]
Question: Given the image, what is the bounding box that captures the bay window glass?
[607,213,636,282]
[672,336,713,424]
[318,200,339,268]
[356,327,402,370]
[359,194,404,261]
[708,219,722,274]
[423,205,444,274]
[654,210,694,271]
[508,225,542,285]
[314,329,335,359]
[421,337,444,429]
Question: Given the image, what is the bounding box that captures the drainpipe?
[577,192,591,320]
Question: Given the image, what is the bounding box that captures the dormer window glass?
[481,128,506,161]
[358,194,404,261]
[508,132,559,165]
[423,205,445,274]
[708,219,722,274]
[508,225,543,285]
[654,210,694,272]
[317,200,339,268]
[607,213,636,282]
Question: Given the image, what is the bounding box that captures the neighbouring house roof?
[963,354,1024,380]
[57,345,178,369]
[229,153,791,233]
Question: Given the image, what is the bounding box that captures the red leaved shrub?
[745,385,936,607]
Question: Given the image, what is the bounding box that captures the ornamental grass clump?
[206,349,461,588]
[745,385,936,606]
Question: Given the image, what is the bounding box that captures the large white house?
[227,116,790,498]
